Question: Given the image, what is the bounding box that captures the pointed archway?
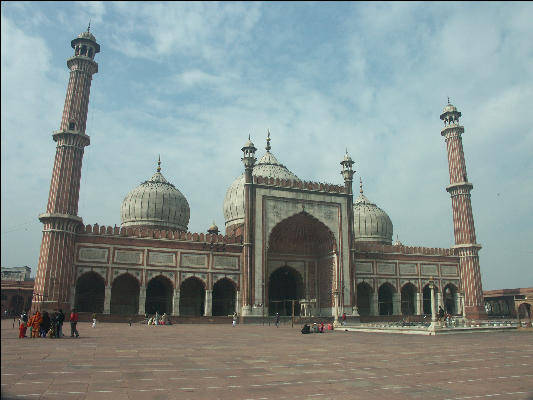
[212,278,236,316]
[268,266,304,316]
[75,272,105,313]
[110,274,140,315]
[401,283,416,316]
[378,283,394,316]
[145,275,173,315]
[357,282,373,316]
[267,211,337,315]
[180,277,205,316]
[443,283,457,315]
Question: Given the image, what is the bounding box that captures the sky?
[1,2,532,291]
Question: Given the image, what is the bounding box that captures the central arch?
[179,277,205,316]
[268,266,304,316]
[267,211,337,315]
[145,276,173,315]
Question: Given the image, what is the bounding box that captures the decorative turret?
[340,149,355,194]
[207,222,220,235]
[440,100,486,320]
[241,135,257,170]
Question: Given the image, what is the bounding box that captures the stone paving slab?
[2,319,533,400]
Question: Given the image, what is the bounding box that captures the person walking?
[70,309,79,338]
[342,312,347,326]
[275,312,280,328]
[232,312,238,327]
[92,313,97,328]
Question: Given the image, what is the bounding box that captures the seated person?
[301,324,311,334]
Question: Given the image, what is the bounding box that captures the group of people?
[146,312,171,325]
[18,309,79,339]
[301,322,333,334]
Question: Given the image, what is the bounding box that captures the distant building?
[1,266,31,281]
[1,267,34,316]
[484,287,533,324]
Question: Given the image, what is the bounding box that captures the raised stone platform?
[343,321,518,335]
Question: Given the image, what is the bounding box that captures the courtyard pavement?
[1,319,532,400]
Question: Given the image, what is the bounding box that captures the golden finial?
[266,129,271,151]
[157,155,161,173]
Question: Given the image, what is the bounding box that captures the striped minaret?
[32,27,100,312]
[440,101,487,320]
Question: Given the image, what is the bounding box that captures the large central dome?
[121,160,190,232]
[223,135,299,229]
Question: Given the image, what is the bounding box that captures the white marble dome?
[223,149,299,229]
[121,167,190,232]
[353,187,393,245]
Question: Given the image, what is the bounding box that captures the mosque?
[31,28,487,321]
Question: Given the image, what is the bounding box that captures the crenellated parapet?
[354,242,456,257]
[253,175,346,194]
[79,223,243,244]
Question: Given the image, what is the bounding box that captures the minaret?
[32,27,100,312]
[440,101,486,320]
[241,135,257,315]
[340,150,357,316]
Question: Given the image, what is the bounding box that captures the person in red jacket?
[69,309,79,338]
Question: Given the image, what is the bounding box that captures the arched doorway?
[145,276,173,315]
[110,274,140,315]
[180,277,205,316]
[518,303,531,320]
[378,283,394,315]
[423,285,432,315]
[268,212,337,314]
[378,283,394,316]
[212,278,236,316]
[268,266,303,316]
[357,282,373,316]
[443,284,457,314]
[75,272,105,313]
[401,283,416,316]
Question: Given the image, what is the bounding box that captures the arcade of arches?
[267,212,337,316]
[72,272,237,317]
[356,281,461,317]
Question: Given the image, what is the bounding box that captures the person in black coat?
[40,311,50,338]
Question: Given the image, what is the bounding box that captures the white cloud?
[1,3,532,291]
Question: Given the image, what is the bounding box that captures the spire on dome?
[359,177,363,194]
[157,155,161,173]
[88,18,91,33]
[266,129,271,152]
